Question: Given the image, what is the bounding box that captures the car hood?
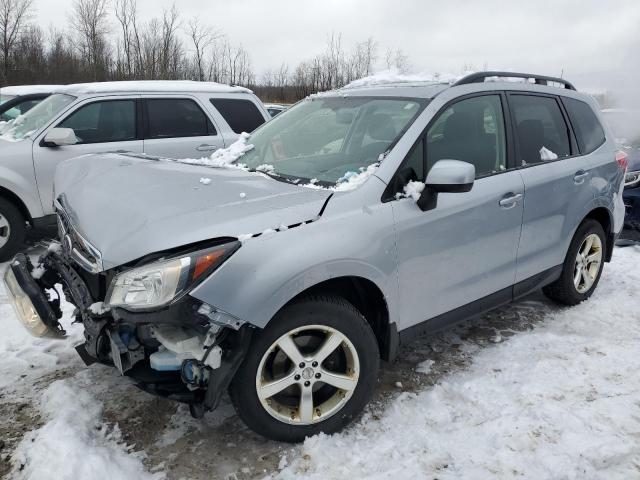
[54,153,332,270]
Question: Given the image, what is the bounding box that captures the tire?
[229,295,379,442]
[0,198,26,262]
[543,219,606,306]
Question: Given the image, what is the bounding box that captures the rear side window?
[59,100,137,144]
[510,95,571,165]
[146,98,215,139]
[209,98,265,134]
[562,97,605,154]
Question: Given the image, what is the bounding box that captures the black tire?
[229,295,379,442]
[0,198,27,262]
[543,219,606,306]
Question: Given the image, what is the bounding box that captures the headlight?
[625,170,640,188]
[106,241,239,310]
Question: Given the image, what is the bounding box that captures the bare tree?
[187,17,217,81]
[0,0,33,83]
[69,0,110,80]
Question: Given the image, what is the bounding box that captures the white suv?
[0,80,270,260]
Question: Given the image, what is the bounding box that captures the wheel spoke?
[299,387,314,423]
[0,216,8,230]
[581,269,593,290]
[586,252,601,264]
[574,265,582,287]
[277,335,305,365]
[320,369,357,391]
[582,236,594,256]
[258,372,296,400]
[313,332,344,364]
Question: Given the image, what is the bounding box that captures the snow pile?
[343,68,467,89]
[10,380,159,480]
[172,132,253,169]
[199,177,212,185]
[540,146,559,161]
[88,302,110,315]
[333,163,380,192]
[398,180,425,200]
[275,247,640,479]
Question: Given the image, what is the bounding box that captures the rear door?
[509,93,601,282]
[32,96,143,214]
[142,96,224,159]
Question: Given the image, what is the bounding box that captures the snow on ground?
[1,245,639,479]
[274,246,640,480]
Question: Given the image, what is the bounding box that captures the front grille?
[55,199,104,273]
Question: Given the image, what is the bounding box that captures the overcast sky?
[33,0,640,89]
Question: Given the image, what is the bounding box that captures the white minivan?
[0,80,270,259]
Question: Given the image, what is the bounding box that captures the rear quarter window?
[209,98,265,134]
[562,97,606,154]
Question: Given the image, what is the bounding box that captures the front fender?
[189,200,399,329]
[0,165,43,218]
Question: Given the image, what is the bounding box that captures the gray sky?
[34,0,640,88]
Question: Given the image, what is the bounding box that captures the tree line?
[0,0,414,103]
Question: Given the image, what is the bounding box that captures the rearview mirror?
[417,159,475,211]
[43,127,78,147]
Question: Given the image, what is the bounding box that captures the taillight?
[616,150,628,172]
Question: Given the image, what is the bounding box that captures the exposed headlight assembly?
[106,241,240,311]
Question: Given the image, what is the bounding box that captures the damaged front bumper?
[3,248,253,416]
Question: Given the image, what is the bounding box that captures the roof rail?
[453,71,576,91]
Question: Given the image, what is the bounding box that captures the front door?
[392,93,525,329]
[32,97,143,214]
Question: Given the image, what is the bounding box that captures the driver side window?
[58,100,136,144]
[426,95,506,178]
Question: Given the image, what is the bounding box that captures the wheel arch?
[583,206,614,261]
[0,186,32,223]
[274,275,397,362]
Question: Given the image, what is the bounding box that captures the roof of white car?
[0,84,62,96]
[53,80,252,96]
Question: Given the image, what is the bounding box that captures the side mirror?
[417,159,475,211]
[43,128,78,147]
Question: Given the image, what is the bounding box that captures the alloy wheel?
[255,325,360,425]
[0,214,11,249]
[573,233,602,293]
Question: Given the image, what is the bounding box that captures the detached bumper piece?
[3,253,65,338]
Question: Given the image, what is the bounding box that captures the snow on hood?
[54,153,332,269]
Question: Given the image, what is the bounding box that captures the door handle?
[196,144,218,152]
[574,170,589,184]
[499,193,523,209]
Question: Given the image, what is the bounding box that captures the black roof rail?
[453,71,576,91]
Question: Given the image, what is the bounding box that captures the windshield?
[240,96,425,185]
[1,93,76,141]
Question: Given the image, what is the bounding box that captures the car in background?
[0,80,270,260]
[264,103,288,117]
[601,108,640,236]
[0,85,61,123]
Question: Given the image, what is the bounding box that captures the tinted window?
[147,98,214,139]
[563,97,605,154]
[401,138,425,181]
[426,95,506,177]
[59,100,136,144]
[210,98,265,134]
[510,95,570,165]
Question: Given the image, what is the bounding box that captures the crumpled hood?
[54,153,332,269]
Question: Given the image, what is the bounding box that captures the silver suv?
[0,80,269,260]
[4,72,626,442]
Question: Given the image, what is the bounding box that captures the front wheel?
[229,295,379,442]
[0,198,27,262]
[543,219,606,305]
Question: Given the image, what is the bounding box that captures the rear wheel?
[0,198,26,262]
[229,295,379,442]
[543,219,606,305]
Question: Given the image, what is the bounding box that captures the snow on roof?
[54,80,252,96]
[342,69,465,90]
[0,84,62,96]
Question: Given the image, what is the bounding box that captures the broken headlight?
[105,241,240,311]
